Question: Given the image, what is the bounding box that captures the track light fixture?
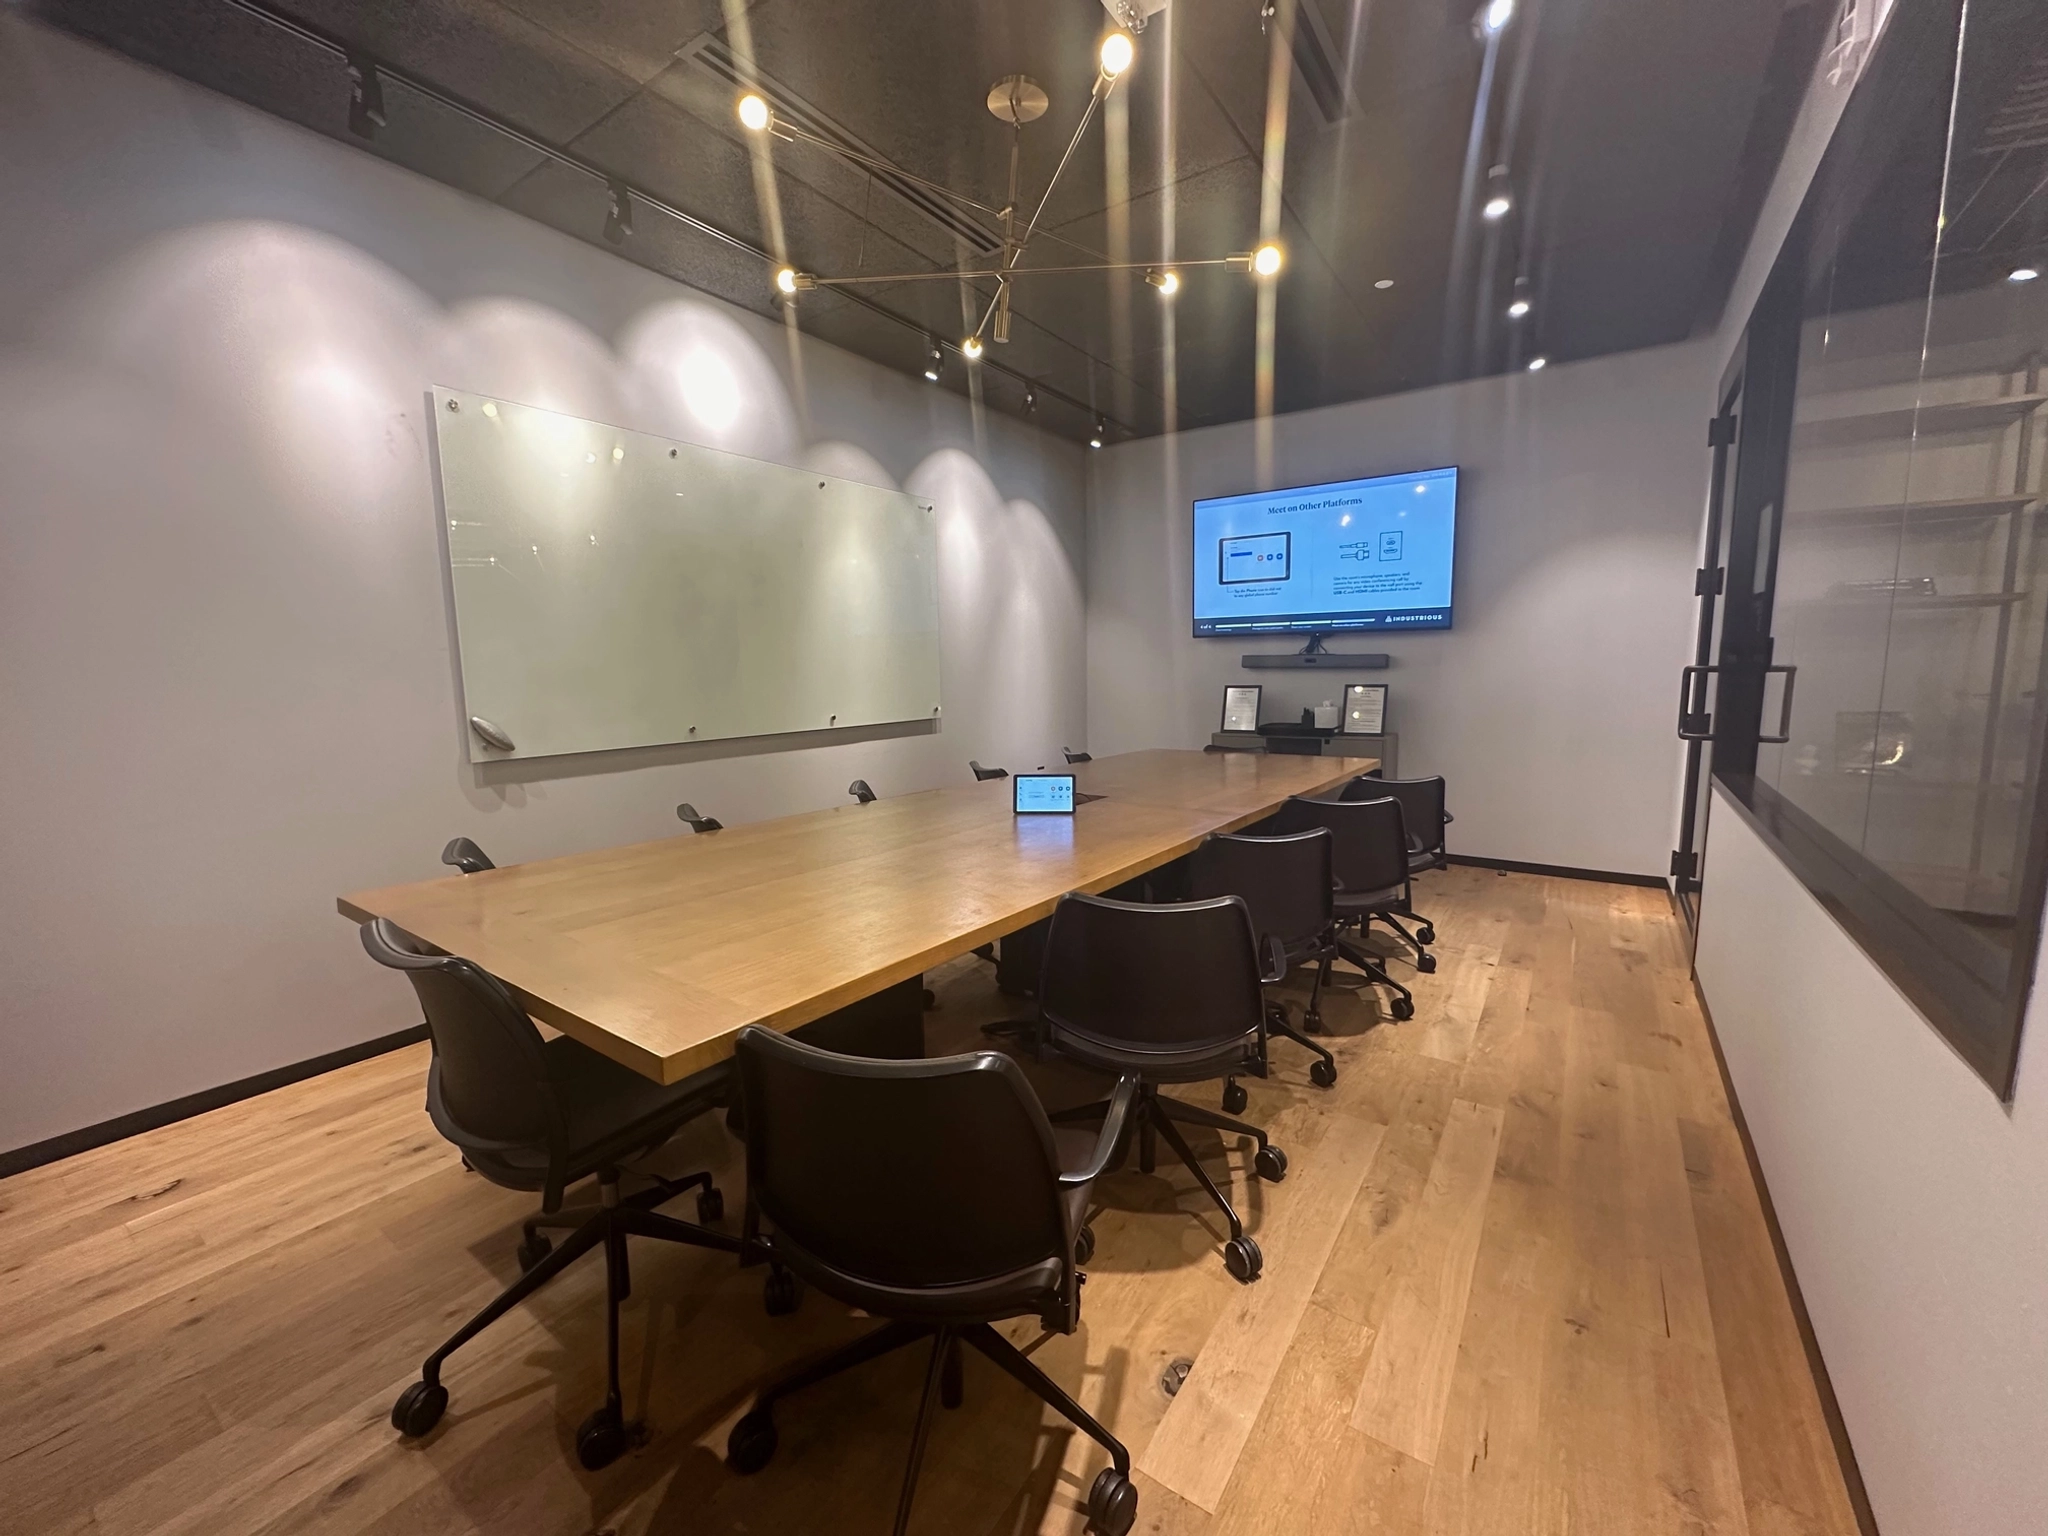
[346,53,386,139]
[1527,355,1547,371]
[774,267,816,295]
[923,339,943,382]
[1507,276,1531,319]
[1226,246,1286,277]
[1146,268,1181,296]
[962,335,984,360]
[1477,0,1515,38]
[2011,266,2041,283]
[737,92,772,132]
[1482,165,1512,221]
[1089,416,1106,449]
[1023,385,1038,415]
[603,179,633,244]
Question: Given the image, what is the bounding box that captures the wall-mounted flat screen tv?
[1192,466,1458,635]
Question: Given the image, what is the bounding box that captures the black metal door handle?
[1677,665,1717,740]
[1758,665,1797,744]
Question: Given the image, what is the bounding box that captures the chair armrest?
[1057,1075,1140,1188]
[1260,933,1289,986]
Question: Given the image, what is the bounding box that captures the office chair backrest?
[848,779,877,804]
[441,837,495,874]
[970,760,1011,781]
[734,1026,1067,1289]
[1063,748,1092,763]
[1188,829,1333,948]
[359,919,562,1175]
[1348,775,1447,852]
[1269,795,1411,897]
[676,803,723,832]
[1038,891,1264,1052]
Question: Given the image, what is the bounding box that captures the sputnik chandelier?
[734,29,1284,363]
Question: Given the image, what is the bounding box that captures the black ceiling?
[32,0,1832,445]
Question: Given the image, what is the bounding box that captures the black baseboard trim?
[0,1024,430,1181]
[1445,853,1666,889]
[1689,977,1882,1536]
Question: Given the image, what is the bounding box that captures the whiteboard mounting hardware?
[469,715,516,751]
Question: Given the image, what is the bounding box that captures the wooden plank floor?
[0,869,1861,1536]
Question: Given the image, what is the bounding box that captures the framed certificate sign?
[1342,683,1387,735]
[1221,685,1262,733]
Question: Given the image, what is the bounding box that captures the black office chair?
[1187,830,1340,1100]
[1037,891,1288,1283]
[1266,796,1419,1020]
[725,1027,1142,1536]
[1342,774,1449,967]
[676,802,724,832]
[360,919,757,1470]
[441,836,495,874]
[1064,748,1092,764]
[969,760,1010,781]
[849,779,877,804]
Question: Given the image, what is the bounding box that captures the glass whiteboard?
[432,387,941,762]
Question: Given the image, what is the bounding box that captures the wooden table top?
[338,749,1377,1083]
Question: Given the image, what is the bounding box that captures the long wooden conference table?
[337,749,1376,1084]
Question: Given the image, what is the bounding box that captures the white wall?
[1086,339,1720,877]
[0,20,1087,1153]
[1696,787,2048,1534]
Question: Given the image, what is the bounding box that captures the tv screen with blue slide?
[1192,466,1458,635]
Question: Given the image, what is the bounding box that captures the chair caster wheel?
[575,1403,630,1470]
[764,1267,804,1317]
[923,987,938,1011]
[1223,1235,1263,1284]
[1222,1081,1249,1114]
[516,1231,552,1273]
[1418,925,1436,945]
[1392,996,1415,1021]
[1087,1466,1140,1535]
[1303,1011,1325,1035]
[727,1408,778,1474]
[1416,953,1438,974]
[1254,1145,1288,1182]
[390,1378,448,1438]
[1075,1224,1097,1265]
[697,1186,725,1223]
[1310,1059,1338,1088]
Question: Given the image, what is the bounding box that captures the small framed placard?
[1342,683,1387,735]
[1222,684,1262,733]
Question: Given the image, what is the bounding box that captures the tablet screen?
[1013,774,1076,814]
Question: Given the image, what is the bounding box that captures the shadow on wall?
[7,219,1080,795]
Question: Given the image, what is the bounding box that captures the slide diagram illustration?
[1219,531,1291,584]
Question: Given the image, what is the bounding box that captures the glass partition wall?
[1715,0,2048,1096]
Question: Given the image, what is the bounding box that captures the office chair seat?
[763,1166,1094,1323]
[430,1039,731,1188]
[1333,883,1407,912]
[1040,1022,1251,1083]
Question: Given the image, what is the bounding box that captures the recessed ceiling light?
[1507,298,1530,318]
[736,93,771,132]
[2011,267,2040,283]
[1374,278,1394,290]
[1483,194,1511,220]
[1527,355,1547,371]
